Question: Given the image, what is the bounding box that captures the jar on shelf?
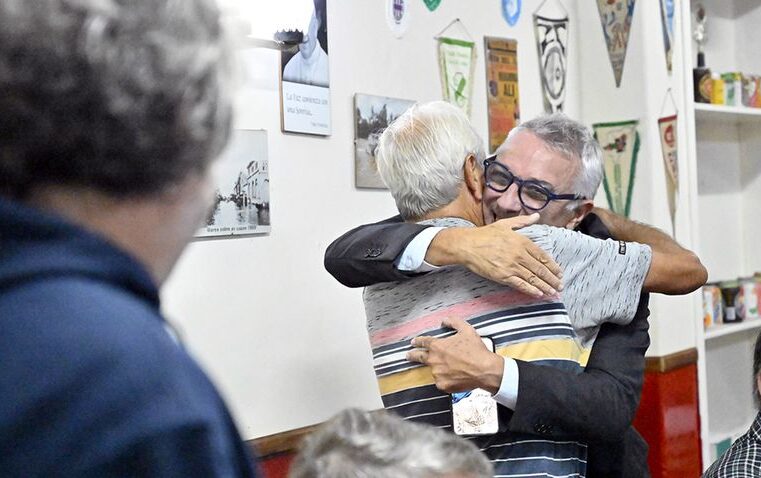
[720,280,743,322]
[711,73,725,105]
[742,74,758,107]
[721,73,741,106]
[703,283,723,328]
[739,277,759,319]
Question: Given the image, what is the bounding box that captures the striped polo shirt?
[363,217,651,477]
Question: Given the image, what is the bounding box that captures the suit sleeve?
[506,293,651,442]
[323,215,431,287]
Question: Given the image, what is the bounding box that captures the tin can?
[756,77,761,107]
[739,277,759,319]
[720,280,743,322]
[711,73,725,105]
[722,73,740,106]
[702,283,723,328]
[743,74,758,107]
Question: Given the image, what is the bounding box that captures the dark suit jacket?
[324,213,651,478]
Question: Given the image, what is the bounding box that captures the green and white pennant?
[594,120,640,218]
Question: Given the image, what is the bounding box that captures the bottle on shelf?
[694,52,712,104]
[720,280,743,323]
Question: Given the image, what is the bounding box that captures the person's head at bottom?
[289,408,493,478]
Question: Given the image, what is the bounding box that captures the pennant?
[658,114,678,234]
[594,120,640,217]
[502,0,522,27]
[484,37,520,153]
[596,0,636,87]
[423,0,441,11]
[386,0,411,38]
[659,0,675,73]
[533,12,568,113]
[438,37,476,116]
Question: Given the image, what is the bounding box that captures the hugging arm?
[507,295,650,441]
[324,215,562,295]
[323,216,427,287]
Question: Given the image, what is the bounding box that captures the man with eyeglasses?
[325,106,706,477]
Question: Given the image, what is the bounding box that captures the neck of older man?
[24,172,214,287]
[418,185,485,227]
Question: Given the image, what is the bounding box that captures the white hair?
[288,408,493,478]
[499,113,603,210]
[375,101,485,220]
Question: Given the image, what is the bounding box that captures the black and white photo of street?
[197,129,271,238]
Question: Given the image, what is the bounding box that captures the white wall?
[162,0,581,440]
[575,0,700,356]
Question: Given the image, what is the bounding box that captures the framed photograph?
[197,129,271,238]
[279,0,331,136]
[354,93,416,189]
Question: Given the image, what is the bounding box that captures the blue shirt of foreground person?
[0,0,258,476]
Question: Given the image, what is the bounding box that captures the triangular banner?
[502,0,522,26]
[658,114,678,235]
[438,36,476,116]
[423,0,441,12]
[533,13,568,113]
[594,120,640,217]
[596,0,636,87]
[659,0,675,74]
[386,0,411,38]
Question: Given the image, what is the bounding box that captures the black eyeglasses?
[483,155,586,211]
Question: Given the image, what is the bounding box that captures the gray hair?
[288,409,493,478]
[375,101,485,220]
[0,0,232,199]
[500,113,603,209]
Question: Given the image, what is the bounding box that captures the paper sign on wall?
[485,37,520,152]
[279,0,331,136]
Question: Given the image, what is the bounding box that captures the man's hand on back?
[407,317,504,394]
[424,214,563,297]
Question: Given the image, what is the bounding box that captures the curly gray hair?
[288,408,493,478]
[0,0,232,198]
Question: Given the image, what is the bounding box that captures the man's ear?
[565,200,594,229]
[464,155,483,202]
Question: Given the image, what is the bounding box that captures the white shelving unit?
[705,319,761,341]
[680,0,761,469]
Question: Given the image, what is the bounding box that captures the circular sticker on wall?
[501,0,521,26]
[423,0,442,12]
[386,0,411,38]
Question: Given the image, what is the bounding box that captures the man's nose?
[496,183,522,212]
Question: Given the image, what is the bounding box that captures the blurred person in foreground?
[0,0,258,476]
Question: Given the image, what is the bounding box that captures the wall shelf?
[705,319,761,340]
[694,103,761,123]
